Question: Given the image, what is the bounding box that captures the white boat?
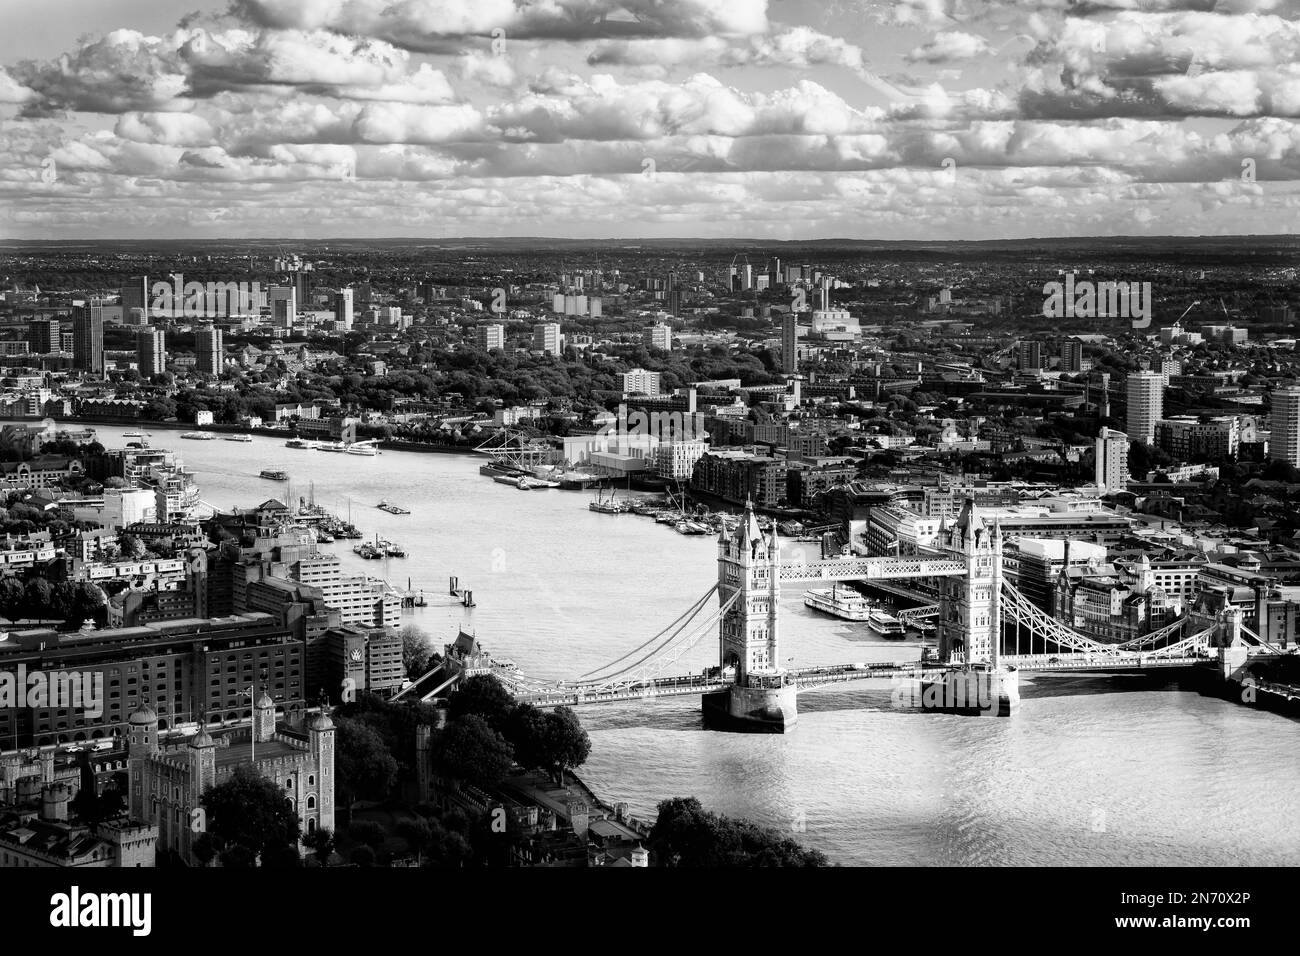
[181,431,216,441]
[868,609,906,637]
[803,584,874,621]
[345,443,377,456]
[316,441,347,452]
[225,434,253,442]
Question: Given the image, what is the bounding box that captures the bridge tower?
[717,500,780,678]
[937,499,1004,665]
[707,500,797,732]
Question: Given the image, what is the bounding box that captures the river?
[65,425,1300,865]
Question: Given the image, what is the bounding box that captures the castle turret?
[308,708,336,834]
[127,705,158,821]
[254,690,276,743]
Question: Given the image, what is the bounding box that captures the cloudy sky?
[1,0,1298,240]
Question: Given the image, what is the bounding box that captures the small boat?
[377,500,410,515]
[123,430,145,439]
[260,469,288,481]
[225,434,253,443]
[384,543,406,558]
[285,438,314,449]
[869,609,906,637]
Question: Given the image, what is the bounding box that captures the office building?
[136,327,166,376]
[623,368,662,397]
[1270,386,1300,467]
[644,323,672,351]
[476,324,505,351]
[1060,338,1084,373]
[26,318,59,354]
[1155,415,1240,462]
[1095,427,1130,493]
[333,288,354,330]
[1126,371,1164,445]
[71,305,104,374]
[121,275,149,319]
[782,312,798,375]
[533,322,562,356]
[195,324,224,375]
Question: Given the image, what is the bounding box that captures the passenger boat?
[868,609,906,637]
[345,443,377,456]
[803,583,873,621]
[316,441,347,453]
[260,469,288,481]
[225,434,253,442]
[285,438,314,449]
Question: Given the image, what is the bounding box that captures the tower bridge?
[396,499,1275,733]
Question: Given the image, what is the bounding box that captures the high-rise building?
[781,312,798,375]
[26,318,59,354]
[1095,427,1130,493]
[476,324,505,351]
[1270,386,1300,467]
[1018,340,1043,371]
[71,306,104,374]
[136,327,166,376]
[1060,338,1084,373]
[533,322,562,356]
[644,323,672,351]
[622,368,662,396]
[120,275,149,320]
[196,324,224,376]
[333,289,354,330]
[1126,371,1164,445]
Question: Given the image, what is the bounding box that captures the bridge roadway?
[507,654,1216,706]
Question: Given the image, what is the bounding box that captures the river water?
[73,426,1300,865]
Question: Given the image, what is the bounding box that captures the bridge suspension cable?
[565,590,740,691]
[576,585,718,680]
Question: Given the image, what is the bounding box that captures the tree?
[434,714,514,790]
[504,702,549,773]
[301,827,336,867]
[334,718,398,805]
[649,797,829,867]
[348,820,388,852]
[396,818,433,865]
[539,707,591,786]
[447,674,514,732]
[401,625,434,679]
[350,845,376,867]
[199,764,301,865]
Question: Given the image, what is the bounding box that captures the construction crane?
[1175,300,1201,323]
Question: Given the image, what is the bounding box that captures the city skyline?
[3,0,1300,240]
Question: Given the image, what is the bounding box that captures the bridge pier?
[702,682,798,733]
